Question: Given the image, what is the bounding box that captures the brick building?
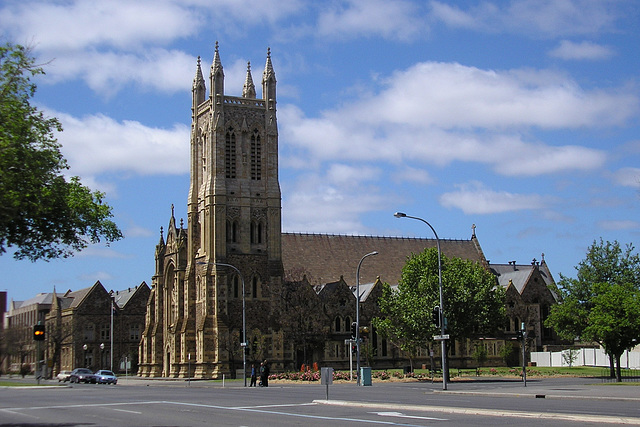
[2,282,148,376]
[48,281,150,376]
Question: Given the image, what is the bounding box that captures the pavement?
[4,374,639,402]
[4,375,640,424]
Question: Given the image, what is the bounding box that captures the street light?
[394,211,448,390]
[82,344,88,368]
[356,251,378,386]
[100,343,105,369]
[198,261,247,387]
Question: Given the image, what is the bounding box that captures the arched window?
[230,275,239,299]
[225,128,236,179]
[252,277,258,299]
[250,130,261,180]
[344,316,351,332]
[232,221,238,243]
[250,220,264,244]
[335,316,341,332]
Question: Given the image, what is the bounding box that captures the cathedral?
[138,43,284,378]
[138,44,560,379]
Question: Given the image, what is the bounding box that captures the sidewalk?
[432,376,640,401]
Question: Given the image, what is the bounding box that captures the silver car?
[95,370,117,385]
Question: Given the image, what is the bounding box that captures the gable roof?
[490,260,556,298]
[112,283,148,309]
[281,232,486,287]
[63,283,98,308]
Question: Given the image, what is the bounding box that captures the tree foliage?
[373,248,505,361]
[0,43,122,261]
[545,239,640,381]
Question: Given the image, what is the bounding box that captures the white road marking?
[112,408,142,414]
[373,411,447,421]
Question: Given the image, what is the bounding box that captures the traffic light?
[432,306,440,328]
[351,322,357,339]
[33,324,45,341]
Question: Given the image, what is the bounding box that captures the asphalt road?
[1,377,639,426]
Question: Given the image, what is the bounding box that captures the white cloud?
[439,181,549,214]
[281,61,623,178]
[429,0,621,37]
[51,110,190,177]
[612,167,640,188]
[429,1,489,30]
[326,164,381,187]
[41,48,196,96]
[392,167,434,185]
[124,224,155,239]
[598,220,640,231]
[317,0,424,41]
[1,1,200,51]
[282,171,392,234]
[0,0,299,96]
[373,62,636,129]
[549,40,614,60]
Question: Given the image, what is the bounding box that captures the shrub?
[20,364,31,378]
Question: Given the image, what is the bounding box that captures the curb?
[313,399,640,424]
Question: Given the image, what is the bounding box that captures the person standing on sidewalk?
[250,364,257,387]
[261,360,269,387]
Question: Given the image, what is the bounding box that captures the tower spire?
[211,41,222,74]
[192,56,205,109]
[210,41,224,100]
[262,47,276,106]
[262,47,275,85]
[193,56,204,89]
[242,61,256,98]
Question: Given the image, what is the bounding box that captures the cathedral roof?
[281,232,486,287]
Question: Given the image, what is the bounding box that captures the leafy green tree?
[0,43,122,261]
[373,248,506,371]
[546,239,640,381]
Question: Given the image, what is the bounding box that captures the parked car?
[95,370,117,385]
[69,368,97,384]
[57,370,72,382]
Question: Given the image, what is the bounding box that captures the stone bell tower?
[139,43,284,378]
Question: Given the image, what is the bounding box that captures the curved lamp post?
[83,344,88,368]
[394,212,448,390]
[356,251,378,386]
[197,261,247,387]
[100,343,105,369]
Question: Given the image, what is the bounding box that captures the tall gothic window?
[225,129,236,179]
[250,130,261,180]
[230,275,239,299]
[252,276,258,298]
[227,220,239,243]
[250,220,264,244]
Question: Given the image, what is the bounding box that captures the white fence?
[530,348,640,369]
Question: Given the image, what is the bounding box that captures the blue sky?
[1,0,639,302]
